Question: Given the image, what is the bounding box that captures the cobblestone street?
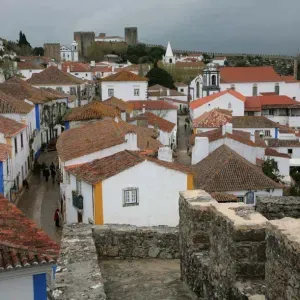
[17,151,62,244]
[176,115,191,166]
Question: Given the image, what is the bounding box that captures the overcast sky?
[1,0,299,55]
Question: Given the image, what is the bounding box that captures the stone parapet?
[51,224,106,300]
[93,224,179,259]
[256,196,300,220]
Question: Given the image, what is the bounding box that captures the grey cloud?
[1,0,299,54]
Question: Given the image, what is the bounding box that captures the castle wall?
[44,43,60,61]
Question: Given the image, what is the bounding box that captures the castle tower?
[163,41,176,64]
[125,27,138,46]
[71,40,79,62]
[44,43,60,61]
[202,63,220,97]
[73,32,95,61]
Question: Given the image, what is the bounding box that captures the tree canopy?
[262,158,282,183]
[18,31,31,48]
[33,47,44,56]
[146,65,175,89]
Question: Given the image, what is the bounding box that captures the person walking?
[54,209,60,227]
[50,162,55,172]
[184,123,187,131]
[44,167,50,182]
[51,168,56,184]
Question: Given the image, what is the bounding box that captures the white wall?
[0,275,33,300]
[191,93,245,120]
[69,71,93,81]
[266,155,290,178]
[101,81,148,101]
[177,86,188,96]
[133,109,177,124]
[235,127,276,138]
[19,68,43,80]
[32,84,84,95]
[269,146,300,159]
[102,160,188,226]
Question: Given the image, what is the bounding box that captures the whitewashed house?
[17,61,44,80]
[61,62,93,81]
[0,195,58,300]
[148,84,187,102]
[128,100,178,124]
[64,149,193,226]
[212,56,227,66]
[190,89,245,120]
[60,41,79,62]
[101,71,148,101]
[175,82,189,95]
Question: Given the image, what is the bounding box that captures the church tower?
[202,63,220,97]
[71,40,79,62]
[163,41,176,64]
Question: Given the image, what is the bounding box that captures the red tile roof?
[63,101,119,121]
[61,62,92,73]
[128,112,176,132]
[57,119,161,162]
[245,95,298,111]
[0,195,59,271]
[281,75,300,83]
[101,70,148,82]
[0,144,12,161]
[103,96,133,114]
[210,192,238,203]
[0,90,34,114]
[232,116,278,128]
[128,100,177,111]
[260,92,278,96]
[265,148,290,158]
[220,67,282,83]
[267,139,300,148]
[190,89,245,110]
[17,61,44,70]
[0,115,27,137]
[192,108,232,128]
[27,66,85,85]
[193,145,282,192]
[67,150,192,185]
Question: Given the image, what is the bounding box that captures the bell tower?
[202,63,220,97]
[71,41,79,62]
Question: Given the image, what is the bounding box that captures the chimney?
[222,123,233,135]
[120,110,126,121]
[57,64,62,70]
[90,61,96,67]
[142,104,146,114]
[67,66,70,73]
[167,89,170,96]
[158,147,173,162]
[114,116,119,123]
[125,132,138,150]
[112,66,115,72]
[99,33,106,38]
[250,134,255,142]
[192,137,209,165]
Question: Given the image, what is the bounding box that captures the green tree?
[146,65,175,89]
[262,158,282,183]
[18,31,31,48]
[148,46,165,63]
[33,47,44,56]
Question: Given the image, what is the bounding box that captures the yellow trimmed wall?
[94,182,104,225]
[187,173,194,190]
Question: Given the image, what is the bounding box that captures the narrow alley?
[17,151,62,244]
[175,115,191,166]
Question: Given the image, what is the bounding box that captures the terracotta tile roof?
[103,96,133,114]
[128,112,176,132]
[265,148,291,158]
[61,62,92,73]
[0,143,12,161]
[220,67,282,83]
[0,195,59,271]
[163,98,187,104]
[57,119,161,162]
[190,89,246,110]
[0,115,27,137]
[193,145,282,192]
[92,66,113,72]
[190,128,259,148]
[101,70,148,82]
[254,131,267,147]
[128,100,177,111]
[175,82,188,87]
[27,66,85,85]
[210,192,239,203]
[277,124,295,134]
[0,77,63,104]
[193,108,232,128]
[0,90,34,114]
[267,138,300,148]
[17,61,44,70]
[281,75,300,83]
[148,85,186,97]
[232,116,278,128]
[68,150,191,185]
[245,95,298,111]
[63,101,118,122]
[260,92,278,96]
[175,61,204,68]
[18,56,52,63]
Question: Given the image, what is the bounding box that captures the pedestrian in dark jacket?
[50,162,55,171]
[54,209,60,227]
[184,123,187,131]
[23,179,29,189]
[44,168,50,182]
[51,169,56,183]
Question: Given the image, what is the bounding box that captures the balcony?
[72,191,83,210]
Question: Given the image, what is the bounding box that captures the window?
[237,196,244,203]
[21,133,24,148]
[6,159,9,176]
[70,87,77,95]
[211,75,216,85]
[247,111,254,116]
[29,70,32,72]
[275,83,280,95]
[169,58,172,64]
[269,109,275,116]
[293,97,296,100]
[76,180,82,194]
[252,84,258,96]
[196,82,200,98]
[245,191,255,205]
[288,149,293,154]
[228,102,232,109]
[63,53,65,58]
[108,89,114,97]
[86,73,88,77]
[56,87,63,92]
[264,130,271,137]
[14,137,18,154]
[180,88,184,92]
[123,188,139,206]
[74,73,79,75]
[230,84,235,90]
[134,88,140,96]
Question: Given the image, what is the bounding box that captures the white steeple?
[163,41,176,65]
[71,40,79,62]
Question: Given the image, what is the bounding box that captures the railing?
[72,191,83,210]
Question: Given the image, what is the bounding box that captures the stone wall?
[180,190,300,300]
[256,196,300,220]
[93,224,179,259]
[51,224,106,300]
